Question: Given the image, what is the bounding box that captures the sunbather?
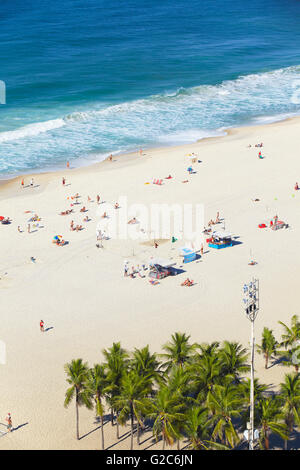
[181,278,194,286]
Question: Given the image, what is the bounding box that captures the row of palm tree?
[64,322,300,450]
[257,314,300,371]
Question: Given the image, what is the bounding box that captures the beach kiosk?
[208,231,233,249]
[179,247,197,263]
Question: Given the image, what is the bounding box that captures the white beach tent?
[212,230,232,240]
[149,258,176,268]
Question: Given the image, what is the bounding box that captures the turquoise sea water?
[1,0,300,176]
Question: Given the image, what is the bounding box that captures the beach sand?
[1,117,300,449]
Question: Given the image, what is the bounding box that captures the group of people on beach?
[21,178,34,188]
[124,261,146,278]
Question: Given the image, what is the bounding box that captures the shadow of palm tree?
[105,431,131,450]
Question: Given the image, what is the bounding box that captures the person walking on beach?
[21,178,24,188]
[27,224,30,234]
[5,413,12,432]
[67,161,70,169]
[201,244,204,256]
[40,320,44,332]
[62,177,66,186]
[30,178,34,187]
[124,261,128,277]
[96,195,100,205]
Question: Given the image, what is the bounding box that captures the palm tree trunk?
[265,431,269,450]
[101,415,105,450]
[177,439,180,450]
[130,411,134,450]
[76,390,79,440]
[116,412,120,439]
[111,408,114,425]
[163,437,165,450]
[265,354,268,369]
[137,420,140,445]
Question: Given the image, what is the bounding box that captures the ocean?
[1,0,300,177]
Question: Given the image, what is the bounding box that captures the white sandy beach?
[1,117,300,449]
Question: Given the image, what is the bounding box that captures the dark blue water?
[1,0,300,175]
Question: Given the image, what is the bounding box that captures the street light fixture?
[243,278,259,450]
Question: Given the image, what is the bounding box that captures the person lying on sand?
[181,278,194,287]
[75,225,82,232]
[80,206,86,212]
[114,202,119,209]
[165,175,172,179]
[128,217,137,224]
[60,209,73,215]
[101,212,108,218]
[83,216,89,222]
[1,217,11,224]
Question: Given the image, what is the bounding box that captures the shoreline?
[1,109,300,449]
[1,114,300,193]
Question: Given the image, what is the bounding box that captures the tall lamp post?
[243,278,259,450]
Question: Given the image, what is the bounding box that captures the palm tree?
[149,386,185,450]
[207,384,242,448]
[184,406,211,450]
[87,364,110,450]
[219,341,249,381]
[131,345,163,386]
[256,327,278,369]
[279,373,300,449]
[160,332,197,371]
[278,315,300,372]
[64,359,92,440]
[257,396,288,450]
[188,347,223,401]
[103,342,128,433]
[115,370,152,449]
[168,365,191,397]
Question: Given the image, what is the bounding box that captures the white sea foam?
[1,65,300,174]
[0,118,65,143]
[157,128,226,145]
